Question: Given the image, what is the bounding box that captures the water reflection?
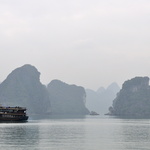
[30,114,86,120]
[114,115,150,119]
[37,120,86,150]
[120,119,150,149]
[0,123,39,150]
[0,117,150,150]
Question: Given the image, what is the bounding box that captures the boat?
[0,106,28,122]
[90,111,99,115]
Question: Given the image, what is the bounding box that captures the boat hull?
[0,115,28,122]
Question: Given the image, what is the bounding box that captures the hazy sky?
[0,0,150,90]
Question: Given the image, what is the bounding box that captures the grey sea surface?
[0,115,150,150]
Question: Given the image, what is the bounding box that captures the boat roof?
[0,106,26,110]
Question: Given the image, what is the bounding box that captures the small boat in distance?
[0,106,28,122]
[90,111,99,115]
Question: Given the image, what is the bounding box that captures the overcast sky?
[0,0,150,90]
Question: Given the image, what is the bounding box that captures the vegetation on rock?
[0,64,51,115]
[47,80,90,115]
[109,77,150,117]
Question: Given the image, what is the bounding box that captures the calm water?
[0,115,150,150]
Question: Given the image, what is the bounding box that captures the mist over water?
[0,116,150,150]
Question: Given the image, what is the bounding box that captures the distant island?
[108,77,150,117]
[1,64,150,118]
[0,64,51,115]
[0,64,89,116]
[86,83,120,114]
[47,79,89,115]
[85,82,120,115]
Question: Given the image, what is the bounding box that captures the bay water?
[0,115,150,150]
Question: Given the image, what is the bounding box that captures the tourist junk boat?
[0,106,28,122]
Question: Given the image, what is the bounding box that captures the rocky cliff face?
[86,82,120,114]
[0,64,51,115]
[110,77,150,117]
[47,80,90,115]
